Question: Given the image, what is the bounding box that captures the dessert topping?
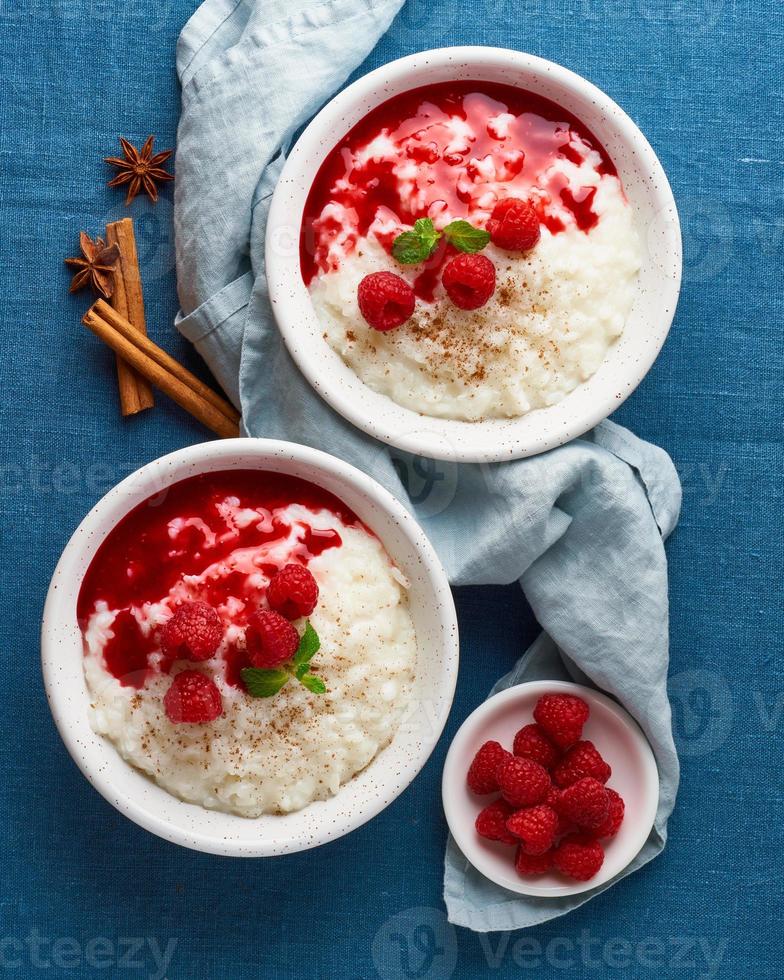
[357,271,416,331]
[160,600,223,663]
[391,217,490,265]
[242,620,327,698]
[164,670,223,724]
[267,563,320,619]
[487,198,541,252]
[441,253,496,310]
[245,610,300,668]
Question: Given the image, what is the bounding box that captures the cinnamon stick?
[106,218,155,416]
[92,299,240,424]
[83,303,240,439]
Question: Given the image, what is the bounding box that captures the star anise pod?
[105,135,174,206]
[64,231,120,299]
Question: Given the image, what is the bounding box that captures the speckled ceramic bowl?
[266,46,681,462]
[41,439,458,855]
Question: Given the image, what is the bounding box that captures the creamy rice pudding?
[77,470,417,817]
[301,81,641,421]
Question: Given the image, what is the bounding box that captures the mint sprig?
[392,218,441,264]
[391,217,490,265]
[242,667,289,698]
[443,220,491,253]
[241,620,327,698]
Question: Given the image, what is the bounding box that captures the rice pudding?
[301,81,641,421]
[77,470,417,817]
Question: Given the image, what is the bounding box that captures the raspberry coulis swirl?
[77,471,358,688]
[300,80,616,293]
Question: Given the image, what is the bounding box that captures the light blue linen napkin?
[173,0,681,930]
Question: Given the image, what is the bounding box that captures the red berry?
[553,740,611,787]
[506,805,558,855]
[475,799,517,845]
[533,693,589,749]
[545,787,576,836]
[513,723,559,769]
[357,271,415,331]
[497,756,551,808]
[160,601,223,662]
[245,610,299,668]
[593,788,625,838]
[487,197,541,252]
[515,846,554,875]
[558,777,610,830]
[467,740,512,795]
[267,563,319,620]
[164,670,222,724]
[442,253,496,310]
[553,834,604,881]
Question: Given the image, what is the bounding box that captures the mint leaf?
[292,620,320,669]
[443,220,490,253]
[241,667,289,698]
[299,674,327,695]
[392,218,441,264]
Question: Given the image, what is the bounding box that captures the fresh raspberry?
[497,756,551,808]
[592,788,625,838]
[506,805,558,855]
[533,693,590,749]
[475,799,517,845]
[467,740,512,795]
[513,723,559,769]
[441,253,496,310]
[553,834,605,881]
[558,777,610,830]
[515,846,554,875]
[245,610,300,668]
[487,197,541,252]
[545,786,576,836]
[164,670,223,724]
[267,563,319,620]
[357,271,416,331]
[160,601,223,662]
[553,740,611,788]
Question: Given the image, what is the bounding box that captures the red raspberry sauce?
[300,80,616,289]
[77,471,356,688]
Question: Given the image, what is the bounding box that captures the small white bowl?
[42,438,458,856]
[266,46,681,463]
[442,681,659,897]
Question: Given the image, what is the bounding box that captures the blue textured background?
[1,1,782,977]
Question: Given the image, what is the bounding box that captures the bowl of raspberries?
[442,682,659,896]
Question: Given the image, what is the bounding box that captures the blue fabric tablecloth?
[0,1,781,977]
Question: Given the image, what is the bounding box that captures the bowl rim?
[41,438,459,856]
[441,680,660,897]
[266,45,682,463]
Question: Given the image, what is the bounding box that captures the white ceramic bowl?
[266,46,681,463]
[442,681,659,896]
[42,439,458,856]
